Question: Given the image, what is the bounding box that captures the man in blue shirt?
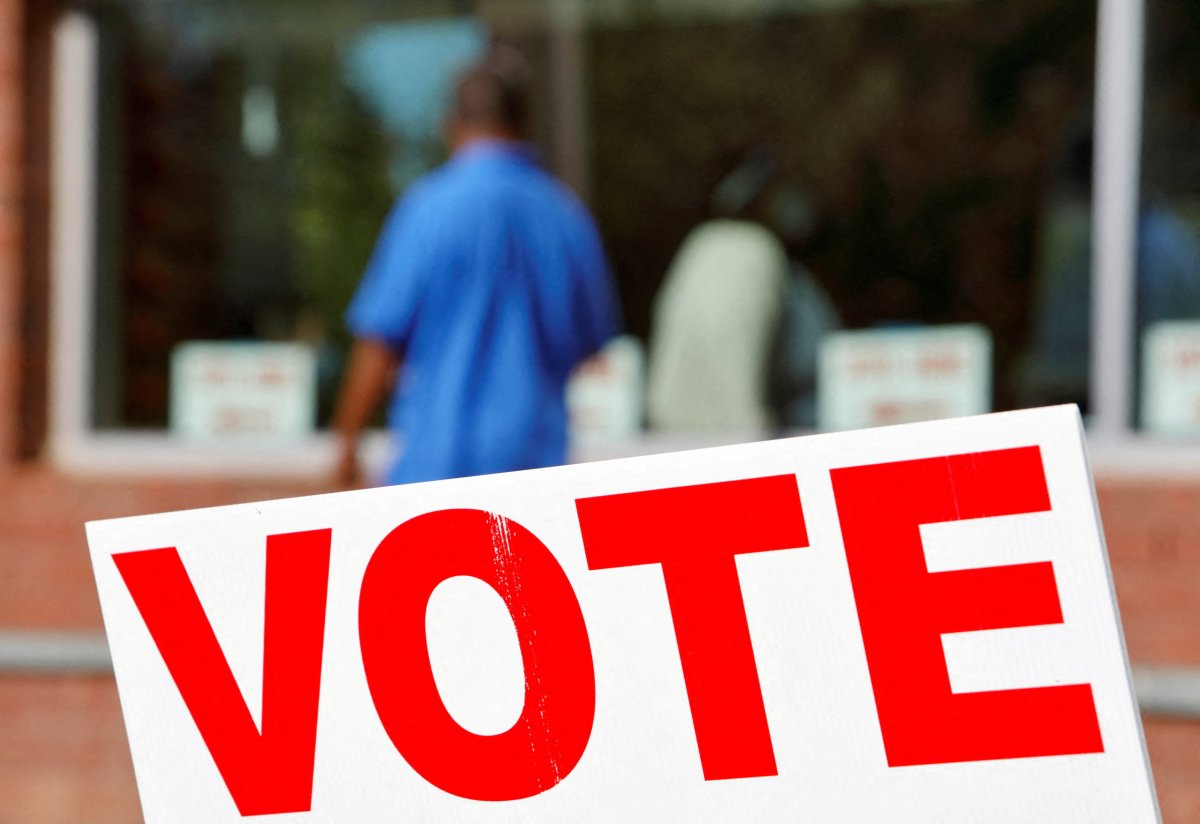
[332,49,620,486]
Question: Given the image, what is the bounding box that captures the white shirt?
[647,220,788,432]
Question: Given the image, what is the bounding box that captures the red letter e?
[831,446,1103,767]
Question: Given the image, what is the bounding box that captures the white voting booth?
[566,335,645,447]
[1142,320,1200,436]
[817,324,992,431]
[169,342,317,440]
[87,406,1159,822]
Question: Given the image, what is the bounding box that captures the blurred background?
[1,0,1198,820]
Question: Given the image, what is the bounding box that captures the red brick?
[1098,480,1200,666]
[0,676,1193,822]
[0,676,142,824]
[1145,717,1200,824]
[0,467,321,628]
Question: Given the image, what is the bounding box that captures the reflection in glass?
[87,1,483,430]
[1138,0,1200,433]
[83,0,1102,433]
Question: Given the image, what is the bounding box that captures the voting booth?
[169,342,318,440]
[817,324,992,431]
[566,335,645,446]
[1142,320,1200,436]
[87,406,1159,822]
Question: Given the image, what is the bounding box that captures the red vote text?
[830,446,1103,765]
[112,447,1101,817]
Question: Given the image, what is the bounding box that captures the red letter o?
[359,509,595,801]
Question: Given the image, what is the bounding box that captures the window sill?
[46,430,396,479]
[44,427,1200,482]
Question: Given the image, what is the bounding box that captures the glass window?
[1137,0,1200,436]
[83,1,504,431]
[585,0,1097,428]
[75,0,1100,438]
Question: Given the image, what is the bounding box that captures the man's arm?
[330,338,398,488]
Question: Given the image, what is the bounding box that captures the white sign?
[567,335,645,447]
[818,324,991,431]
[1142,320,1200,435]
[170,342,317,440]
[87,406,1158,823]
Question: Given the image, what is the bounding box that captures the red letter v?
[113,529,331,817]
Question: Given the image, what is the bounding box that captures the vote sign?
[87,406,1159,822]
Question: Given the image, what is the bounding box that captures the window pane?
[82,0,1099,435]
[1137,0,1200,435]
[587,0,1097,428]
[86,1,493,431]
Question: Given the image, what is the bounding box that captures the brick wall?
[1,468,321,629]
[1098,475,1200,668]
[0,466,1197,822]
[1099,475,1200,824]
[0,676,140,824]
[0,0,23,464]
[0,469,322,824]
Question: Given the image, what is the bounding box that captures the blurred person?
[331,47,620,486]
[1018,128,1097,409]
[646,149,839,432]
[1020,129,1200,413]
[768,185,842,429]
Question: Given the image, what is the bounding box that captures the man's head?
[446,47,532,150]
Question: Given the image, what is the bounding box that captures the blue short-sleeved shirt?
[347,140,620,484]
